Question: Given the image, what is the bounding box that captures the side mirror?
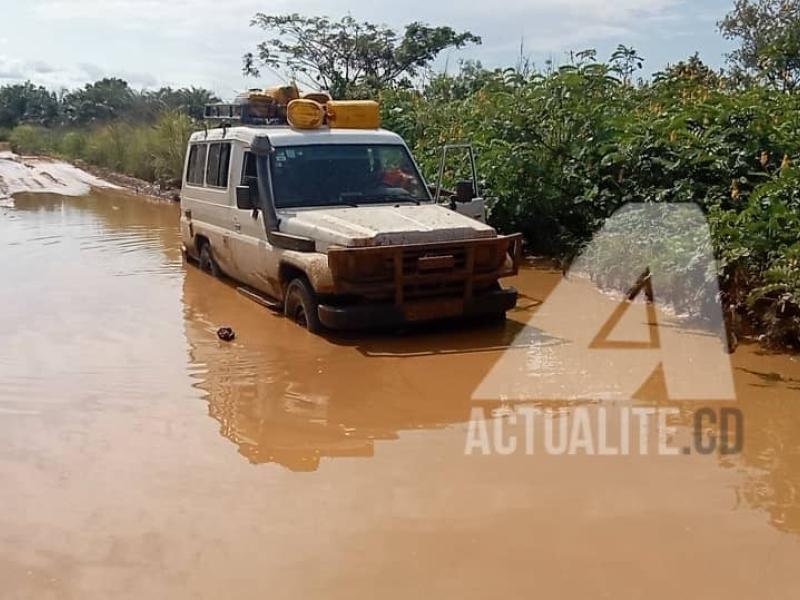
[236,185,255,210]
[455,180,476,203]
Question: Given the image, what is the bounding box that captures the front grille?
[405,280,465,300]
[327,234,522,304]
[401,245,468,276]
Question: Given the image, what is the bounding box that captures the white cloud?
[7,0,720,95]
[0,56,26,80]
[0,56,72,83]
[29,0,682,48]
[0,55,160,90]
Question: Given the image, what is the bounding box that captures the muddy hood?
[278,204,495,250]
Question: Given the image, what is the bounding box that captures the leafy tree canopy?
[0,79,220,127]
[62,78,135,124]
[0,82,60,128]
[719,0,800,90]
[654,53,724,88]
[144,86,220,120]
[243,14,481,98]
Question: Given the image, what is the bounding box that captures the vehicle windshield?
[269,144,430,208]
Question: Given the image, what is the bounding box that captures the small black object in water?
[217,327,236,342]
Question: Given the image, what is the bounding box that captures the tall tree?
[609,45,644,85]
[146,87,220,120]
[719,0,800,90]
[62,78,134,124]
[0,82,60,128]
[655,53,723,88]
[243,14,481,98]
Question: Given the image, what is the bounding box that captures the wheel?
[284,278,322,333]
[198,241,221,278]
[486,311,507,324]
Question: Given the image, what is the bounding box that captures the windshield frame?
[267,142,433,210]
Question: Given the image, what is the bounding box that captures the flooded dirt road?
[2,188,800,599]
[0,150,118,201]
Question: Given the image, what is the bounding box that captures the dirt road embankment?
[0,149,119,201]
[71,158,181,200]
[0,148,178,202]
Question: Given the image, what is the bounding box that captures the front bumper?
[317,287,518,330]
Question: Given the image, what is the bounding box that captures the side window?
[242,151,258,187]
[219,144,231,187]
[376,146,427,198]
[378,146,406,170]
[186,144,207,186]
[206,142,231,188]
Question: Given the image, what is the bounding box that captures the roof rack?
[204,88,380,130]
[203,102,287,126]
[204,87,300,126]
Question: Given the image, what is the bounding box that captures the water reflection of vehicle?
[181,266,518,471]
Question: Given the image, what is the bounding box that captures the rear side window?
[186,144,207,186]
[206,143,231,188]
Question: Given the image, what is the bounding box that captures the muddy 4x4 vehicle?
[180,93,522,333]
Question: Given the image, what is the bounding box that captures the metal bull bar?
[326,234,524,306]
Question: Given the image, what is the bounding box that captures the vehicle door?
[230,149,279,296]
[185,141,236,274]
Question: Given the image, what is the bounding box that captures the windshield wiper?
[356,195,426,205]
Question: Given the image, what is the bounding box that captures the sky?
[0,0,736,98]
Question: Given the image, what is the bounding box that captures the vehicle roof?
[189,126,405,147]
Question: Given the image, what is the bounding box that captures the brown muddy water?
[1,188,800,599]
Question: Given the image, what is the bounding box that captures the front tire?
[198,242,221,278]
[284,278,322,333]
[486,311,507,324]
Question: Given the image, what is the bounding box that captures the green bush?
[57,130,88,159]
[149,111,195,184]
[8,124,55,155]
[17,111,195,185]
[381,61,800,345]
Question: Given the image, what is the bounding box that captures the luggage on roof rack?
[204,87,380,129]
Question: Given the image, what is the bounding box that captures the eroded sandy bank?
[0,150,119,202]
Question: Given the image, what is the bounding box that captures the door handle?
[234,221,242,232]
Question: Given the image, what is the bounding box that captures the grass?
[8,111,195,186]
